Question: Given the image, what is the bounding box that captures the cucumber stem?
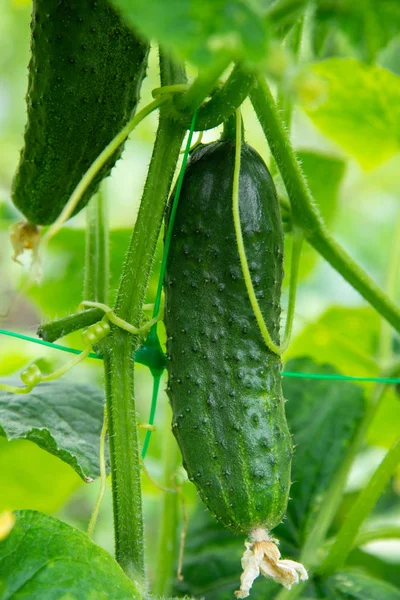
[102,53,186,587]
[250,75,400,334]
[281,227,303,353]
[37,308,105,343]
[172,64,255,130]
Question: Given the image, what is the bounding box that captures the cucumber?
[12,0,149,225]
[165,140,292,535]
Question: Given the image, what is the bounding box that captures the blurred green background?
[0,0,399,591]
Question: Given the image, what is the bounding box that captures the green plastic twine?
[1,327,400,385]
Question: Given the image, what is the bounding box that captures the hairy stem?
[102,53,186,587]
[172,64,255,130]
[250,76,400,333]
[37,308,104,342]
[174,53,231,113]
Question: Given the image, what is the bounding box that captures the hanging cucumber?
[165,131,307,595]
[12,0,149,226]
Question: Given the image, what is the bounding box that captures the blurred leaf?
[0,510,140,599]
[27,229,128,318]
[347,548,400,589]
[288,307,400,448]
[283,151,345,284]
[313,0,400,63]
[287,307,380,377]
[112,0,267,67]
[279,357,366,546]
[27,228,161,321]
[0,437,81,513]
[323,570,400,599]
[368,387,400,449]
[303,59,400,169]
[175,356,366,599]
[0,381,107,482]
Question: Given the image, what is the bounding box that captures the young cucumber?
[165,139,291,534]
[12,0,149,225]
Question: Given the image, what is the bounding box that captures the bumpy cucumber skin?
[165,141,292,534]
[12,0,149,225]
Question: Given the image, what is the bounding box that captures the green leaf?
[324,570,400,599]
[283,151,345,284]
[279,357,366,545]
[303,58,400,169]
[112,0,267,67]
[0,510,140,599]
[0,381,106,482]
[175,357,366,599]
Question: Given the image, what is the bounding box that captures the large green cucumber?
[165,140,292,534]
[12,0,149,225]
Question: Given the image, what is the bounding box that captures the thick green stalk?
[250,76,400,333]
[172,64,255,130]
[174,53,231,113]
[152,407,182,597]
[320,439,400,574]
[103,54,186,586]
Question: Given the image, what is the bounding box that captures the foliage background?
[0,0,399,593]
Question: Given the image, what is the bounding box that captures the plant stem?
[84,189,109,304]
[250,76,400,333]
[320,438,400,574]
[172,64,255,130]
[281,227,303,352]
[37,308,104,342]
[355,526,400,546]
[103,53,186,587]
[174,53,231,113]
[152,407,182,597]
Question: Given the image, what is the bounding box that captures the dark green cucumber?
[12,0,149,225]
[165,140,292,534]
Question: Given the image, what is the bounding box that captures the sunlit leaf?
[283,150,346,285]
[0,437,81,513]
[303,59,400,169]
